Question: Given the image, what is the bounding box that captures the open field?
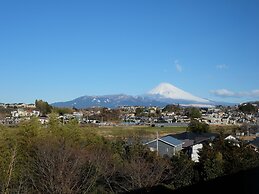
[80,124,238,139]
[209,124,238,134]
[81,125,188,139]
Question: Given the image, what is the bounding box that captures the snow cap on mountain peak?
[148,82,210,103]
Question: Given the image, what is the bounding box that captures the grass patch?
[81,125,187,139]
[209,125,239,134]
[81,124,238,139]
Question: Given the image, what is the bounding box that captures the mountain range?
[52,83,232,108]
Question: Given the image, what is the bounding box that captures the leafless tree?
[2,145,17,194]
[30,138,97,194]
[117,145,170,192]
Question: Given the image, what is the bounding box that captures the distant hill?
[52,83,234,108]
[52,94,168,108]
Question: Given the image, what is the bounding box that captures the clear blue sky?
[1,0,259,104]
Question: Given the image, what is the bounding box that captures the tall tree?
[188,119,209,133]
[186,107,202,119]
[35,100,52,116]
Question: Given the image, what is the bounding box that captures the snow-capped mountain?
[52,83,221,108]
[52,94,167,108]
[148,83,210,104]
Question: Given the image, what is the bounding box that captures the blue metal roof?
[160,136,183,146]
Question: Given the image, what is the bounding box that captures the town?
[1,100,259,153]
[1,100,259,126]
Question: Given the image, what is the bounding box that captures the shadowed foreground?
[124,166,259,194]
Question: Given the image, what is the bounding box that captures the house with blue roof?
[145,132,218,161]
[145,135,183,157]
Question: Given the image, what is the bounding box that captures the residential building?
[145,135,183,157]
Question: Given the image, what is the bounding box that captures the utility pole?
[156,130,159,156]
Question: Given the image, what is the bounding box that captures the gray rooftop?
[160,136,183,146]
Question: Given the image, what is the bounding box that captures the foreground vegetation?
[0,118,258,194]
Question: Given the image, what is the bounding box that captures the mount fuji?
[52,83,217,108]
[147,83,212,105]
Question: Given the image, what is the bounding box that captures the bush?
[188,119,209,133]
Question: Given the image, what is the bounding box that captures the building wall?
[191,143,203,162]
[147,140,182,157]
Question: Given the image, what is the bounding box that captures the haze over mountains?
[52,83,230,108]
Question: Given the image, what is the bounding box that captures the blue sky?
[1,0,259,104]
